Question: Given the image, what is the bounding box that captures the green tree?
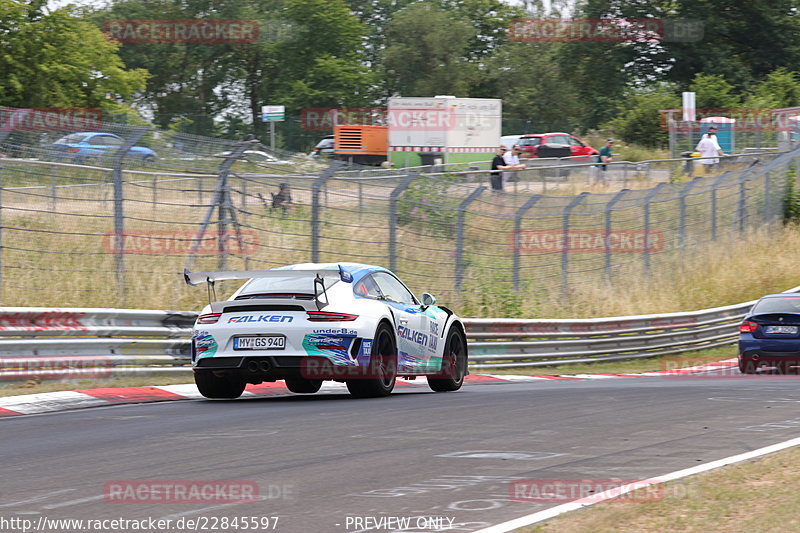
[606,85,680,147]
[744,68,800,109]
[689,74,740,110]
[383,3,477,96]
[0,1,147,109]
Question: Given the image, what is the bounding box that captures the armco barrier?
[1,288,797,380]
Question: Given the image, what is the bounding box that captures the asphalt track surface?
[3,371,800,533]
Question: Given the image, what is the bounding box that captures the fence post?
[387,172,417,272]
[512,194,543,292]
[642,182,666,276]
[738,177,748,233]
[455,186,486,294]
[311,161,344,263]
[112,127,149,303]
[709,172,731,241]
[604,189,629,280]
[185,139,252,272]
[560,192,589,299]
[678,177,701,248]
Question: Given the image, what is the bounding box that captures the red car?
[517,133,599,160]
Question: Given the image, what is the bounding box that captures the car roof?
[273,262,391,281]
[521,132,571,138]
[758,293,800,299]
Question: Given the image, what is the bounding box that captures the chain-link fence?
[0,113,797,316]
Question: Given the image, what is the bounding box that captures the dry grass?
[526,446,800,533]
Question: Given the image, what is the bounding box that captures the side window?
[548,135,570,145]
[372,273,417,305]
[353,274,382,299]
[568,136,585,147]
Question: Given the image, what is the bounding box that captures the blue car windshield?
[54,133,90,144]
[752,297,800,314]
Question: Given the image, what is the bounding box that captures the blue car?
[738,294,800,374]
[48,132,157,165]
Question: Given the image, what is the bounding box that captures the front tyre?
[346,323,397,398]
[428,327,467,392]
[194,371,246,399]
[285,378,323,394]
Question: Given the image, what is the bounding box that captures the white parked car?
[213,150,291,165]
[184,263,468,399]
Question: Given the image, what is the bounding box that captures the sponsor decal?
[103,20,259,43]
[511,229,664,254]
[103,230,258,255]
[398,325,438,351]
[302,334,355,362]
[192,331,218,360]
[0,107,103,132]
[312,328,357,335]
[228,315,293,323]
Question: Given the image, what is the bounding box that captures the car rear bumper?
[739,349,800,364]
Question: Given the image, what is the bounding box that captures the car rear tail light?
[67,148,79,153]
[740,321,758,333]
[197,313,221,324]
[306,311,358,322]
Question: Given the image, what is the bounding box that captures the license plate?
[233,335,286,350]
[765,325,798,334]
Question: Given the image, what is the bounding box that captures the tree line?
[3,0,800,148]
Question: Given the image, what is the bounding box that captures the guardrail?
[2,289,796,380]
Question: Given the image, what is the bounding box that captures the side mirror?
[420,293,436,309]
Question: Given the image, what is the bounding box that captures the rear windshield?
[518,137,542,146]
[54,133,90,144]
[238,275,340,295]
[751,297,800,314]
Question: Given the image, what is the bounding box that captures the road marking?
[42,494,106,509]
[0,489,75,508]
[472,435,800,533]
[435,451,565,461]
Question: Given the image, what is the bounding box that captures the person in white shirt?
[695,126,724,174]
[501,145,526,185]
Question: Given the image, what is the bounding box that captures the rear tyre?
[285,378,323,394]
[194,371,246,399]
[346,323,397,398]
[738,358,758,375]
[428,328,467,392]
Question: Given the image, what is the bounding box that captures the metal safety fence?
[0,114,798,318]
[2,286,795,380]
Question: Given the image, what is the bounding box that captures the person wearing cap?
[695,127,724,174]
[502,145,526,185]
[594,138,614,185]
[490,145,514,191]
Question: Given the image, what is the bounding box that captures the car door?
[568,135,591,159]
[370,272,429,373]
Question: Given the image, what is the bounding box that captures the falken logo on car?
[398,326,428,346]
[228,315,294,323]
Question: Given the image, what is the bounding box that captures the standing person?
[594,138,614,186]
[490,146,512,191]
[695,126,724,174]
[502,145,526,184]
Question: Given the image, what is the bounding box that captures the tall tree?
[0,1,146,109]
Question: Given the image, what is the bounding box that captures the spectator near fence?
[695,127,724,174]
[490,146,512,191]
[502,145,526,184]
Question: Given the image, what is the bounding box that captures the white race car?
[184,263,468,399]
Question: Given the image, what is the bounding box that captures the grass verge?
[524,445,800,533]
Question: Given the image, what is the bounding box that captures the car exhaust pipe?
[259,360,272,372]
[752,355,760,361]
[247,360,260,372]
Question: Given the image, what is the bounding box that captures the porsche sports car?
[184,263,468,398]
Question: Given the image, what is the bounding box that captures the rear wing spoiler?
[183,267,353,287]
[183,265,354,309]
